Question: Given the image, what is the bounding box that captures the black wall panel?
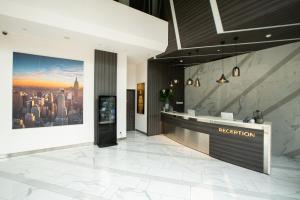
[94,50,117,144]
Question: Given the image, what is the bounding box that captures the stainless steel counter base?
[164,123,209,154]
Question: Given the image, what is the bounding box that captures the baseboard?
[135,129,148,135]
[0,142,93,159]
[97,143,118,148]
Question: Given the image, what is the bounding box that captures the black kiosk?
[97,95,117,147]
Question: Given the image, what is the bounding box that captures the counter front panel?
[161,113,265,173]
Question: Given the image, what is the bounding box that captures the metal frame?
[169,0,182,49]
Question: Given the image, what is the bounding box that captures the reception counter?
[161,111,272,174]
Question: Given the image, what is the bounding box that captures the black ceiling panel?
[155,0,300,66]
[217,0,300,31]
[173,0,217,48]
[153,40,300,66]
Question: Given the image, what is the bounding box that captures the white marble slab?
[161,111,271,131]
[0,131,299,200]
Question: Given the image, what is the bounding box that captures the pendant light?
[169,81,174,88]
[173,79,179,84]
[194,78,201,87]
[194,68,201,87]
[216,41,229,84]
[186,67,193,86]
[232,36,240,77]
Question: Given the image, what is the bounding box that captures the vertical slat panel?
[94,50,117,144]
[147,61,184,136]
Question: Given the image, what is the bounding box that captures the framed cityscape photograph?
[137,83,145,114]
[12,52,84,129]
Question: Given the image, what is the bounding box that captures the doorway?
[127,89,135,131]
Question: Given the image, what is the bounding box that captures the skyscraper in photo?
[56,90,67,118]
[73,76,79,102]
[13,91,23,118]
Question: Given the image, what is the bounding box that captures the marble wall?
[185,42,300,156]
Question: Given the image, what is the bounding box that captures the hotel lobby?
[0,0,300,199]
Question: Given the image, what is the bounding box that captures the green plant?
[159,89,174,103]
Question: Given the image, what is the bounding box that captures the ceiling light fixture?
[179,59,183,63]
[186,78,193,85]
[265,34,272,38]
[194,78,201,87]
[232,36,241,77]
[194,68,201,87]
[216,41,229,84]
[186,67,193,86]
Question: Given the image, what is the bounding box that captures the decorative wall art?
[137,83,145,114]
[12,52,84,129]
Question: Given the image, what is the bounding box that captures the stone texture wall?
[185,42,300,156]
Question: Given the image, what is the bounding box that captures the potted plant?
[160,89,174,111]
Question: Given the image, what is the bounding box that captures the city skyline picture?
[12,52,84,129]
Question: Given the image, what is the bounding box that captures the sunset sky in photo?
[13,52,84,88]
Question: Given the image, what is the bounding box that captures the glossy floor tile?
[0,131,299,200]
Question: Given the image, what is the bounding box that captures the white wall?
[0,34,94,155]
[117,53,127,138]
[135,61,148,133]
[127,63,137,90]
[0,0,168,52]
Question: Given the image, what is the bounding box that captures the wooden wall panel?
[147,61,184,136]
[94,50,117,144]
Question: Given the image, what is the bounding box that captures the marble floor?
[0,131,299,200]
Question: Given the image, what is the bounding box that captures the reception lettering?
[218,128,256,138]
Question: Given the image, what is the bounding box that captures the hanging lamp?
[232,36,240,77]
[216,41,229,84]
[194,78,201,87]
[186,67,194,86]
[194,68,201,87]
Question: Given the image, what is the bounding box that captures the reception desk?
[161,111,272,174]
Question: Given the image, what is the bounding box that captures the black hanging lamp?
[216,41,229,84]
[186,67,194,86]
[232,36,240,77]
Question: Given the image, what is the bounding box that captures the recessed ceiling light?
[217,49,221,52]
[265,34,272,38]
[64,36,70,40]
[179,59,183,63]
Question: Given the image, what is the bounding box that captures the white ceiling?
[0,14,163,64]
